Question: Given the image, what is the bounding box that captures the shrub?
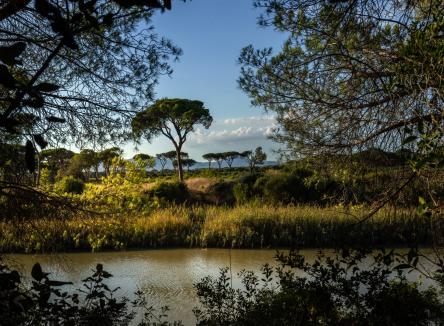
[257,171,326,204]
[0,261,180,325]
[39,167,54,187]
[229,173,263,204]
[205,181,235,205]
[151,181,189,204]
[233,183,250,204]
[238,173,261,187]
[261,173,303,204]
[194,249,444,325]
[55,176,84,194]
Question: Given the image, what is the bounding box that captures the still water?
[5,248,437,325]
[6,249,291,325]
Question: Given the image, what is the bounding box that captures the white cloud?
[129,115,281,161]
[222,115,276,125]
[190,116,277,145]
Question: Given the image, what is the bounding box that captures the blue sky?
[124,0,287,161]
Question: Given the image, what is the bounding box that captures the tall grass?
[0,205,431,253]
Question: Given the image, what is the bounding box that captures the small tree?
[156,153,168,173]
[182,158,197,172]
[133,153,155,169]
[64,152,94,180]
[241,147,267,173]
[222,151,240,169]
[132,98,212,181]
[132,153,155,176]
[98,147,122,177]
[40,148,74,182]
[213,153,224,170]
[202,153,215,169]
[79,149,99,180]
[171,152,189,170]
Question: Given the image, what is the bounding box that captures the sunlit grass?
[0,204,430,253]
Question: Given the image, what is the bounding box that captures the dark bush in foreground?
[194,249,444,326]
[0,260,182,326]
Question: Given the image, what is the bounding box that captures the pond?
[4,248,437,325]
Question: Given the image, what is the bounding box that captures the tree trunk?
[176,146,184,182]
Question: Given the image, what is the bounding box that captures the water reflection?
[5,248,438,325]
[6,249,285,325]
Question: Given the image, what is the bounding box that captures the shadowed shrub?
[55,176,84,194]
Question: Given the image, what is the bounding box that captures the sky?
[123,0,287,161]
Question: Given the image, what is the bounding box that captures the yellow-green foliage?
[81,181,157,213]
[0,205,430,253]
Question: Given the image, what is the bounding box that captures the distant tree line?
[0,144,270,187]
[202,147,267,172]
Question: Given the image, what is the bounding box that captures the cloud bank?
[189,115,277,145]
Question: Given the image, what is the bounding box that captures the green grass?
[0,204,431,253]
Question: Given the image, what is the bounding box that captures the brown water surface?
[5,248,437,325]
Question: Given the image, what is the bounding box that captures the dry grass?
[185,177,218,192]
[0,204,431,253]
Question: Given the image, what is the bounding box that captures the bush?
[55,176,84,194]
[0,261,180,325]
[233,183,250,204]
[261,173,304,204]
[228,173,263,204]
[256,170,329,205]
[205,181,235,205]
[194,249,444,325]
[151,181,189,204]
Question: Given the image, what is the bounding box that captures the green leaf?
[47,280,73,286]
[394,263,411,270]
[31,263,44,281]
[402,135,417,145]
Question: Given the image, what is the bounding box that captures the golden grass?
[0,204,430,253]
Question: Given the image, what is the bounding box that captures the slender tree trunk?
[176,145,184,182]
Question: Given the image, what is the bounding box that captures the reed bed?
[0,205,431,253]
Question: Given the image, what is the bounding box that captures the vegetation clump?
[55,176,84,194]
[194,249,444,325]
[0,205,430,253]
